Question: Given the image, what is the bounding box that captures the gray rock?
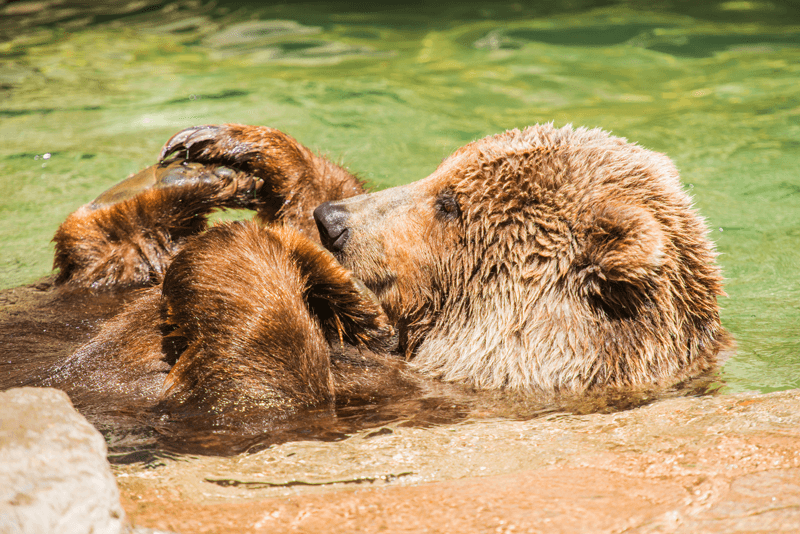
[0,387,128,534]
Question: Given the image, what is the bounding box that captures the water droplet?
[43,153,51,160]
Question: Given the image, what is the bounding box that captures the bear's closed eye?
[435,190,461,221]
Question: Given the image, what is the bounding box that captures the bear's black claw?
[159,125,222,162]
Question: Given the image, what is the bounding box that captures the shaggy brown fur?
[158,124,365,237]
[38,122,728,431]
[54,126,364,288]
[314,125,730,393]
[51,221,398,429]
[54,161,252,287]
[158,222,395,421]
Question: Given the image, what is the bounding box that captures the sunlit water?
[1,0,798,401]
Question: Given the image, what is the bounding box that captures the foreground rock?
[0,387,128,534]
[117,389,800,533]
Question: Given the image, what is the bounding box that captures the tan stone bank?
[114,389,800,533]
[2,387,798,533]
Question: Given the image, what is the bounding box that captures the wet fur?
[318,125,730,392]
[7,123,730,438]
[50,221,400,431]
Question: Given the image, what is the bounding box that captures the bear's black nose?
[314,201,350,252]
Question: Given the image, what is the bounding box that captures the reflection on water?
[1,0,798,408]
[92,357,721,461]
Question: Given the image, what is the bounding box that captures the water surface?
[1,0,798,395]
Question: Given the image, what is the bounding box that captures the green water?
[1,0,798,394]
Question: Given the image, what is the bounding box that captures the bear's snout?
[314,201,351,252]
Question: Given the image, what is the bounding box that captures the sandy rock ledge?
[116,389,800,534]
[3,386,800,533]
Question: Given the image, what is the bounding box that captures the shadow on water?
[0,278,722,463]
[4,0,800,41]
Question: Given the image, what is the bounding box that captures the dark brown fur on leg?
[49,221,399,433]
[45,288,170,408]
[156,221,395,429]
[53,161,262,288]
[160,124,366,238]
[54,125,365,288]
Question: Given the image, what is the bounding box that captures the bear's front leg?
[159,124,366,237]
[53,160,261,288]
[157,221,396,430]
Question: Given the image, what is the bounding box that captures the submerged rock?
[0,387,127,534]
[116,389,800,533]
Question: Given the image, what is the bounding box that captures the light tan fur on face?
[327,124,729,394]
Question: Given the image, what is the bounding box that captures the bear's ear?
[575,202,665,314]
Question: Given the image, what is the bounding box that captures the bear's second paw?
[89,160,263,211]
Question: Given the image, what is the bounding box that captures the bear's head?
[314,124,729,394]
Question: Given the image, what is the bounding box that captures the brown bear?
[310,125,730,392]
[22,123,729,441]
